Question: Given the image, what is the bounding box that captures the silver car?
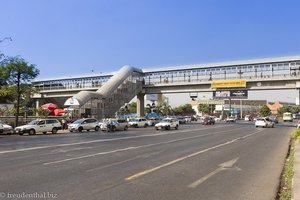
[100,118,128,132]
[68,118,100,132]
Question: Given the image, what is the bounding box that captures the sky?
[1,0,300,106]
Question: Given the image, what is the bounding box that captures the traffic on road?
[0,119,293,200]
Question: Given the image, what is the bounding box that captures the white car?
[184,116,192,123]
[225,117,236,123]
[128,118,148,128]
[100,118,128,132]
[255,117,275,128]
[155,118,179,130]
[15,119,62,135]
[68,118,100,132]
[0,120,13,135]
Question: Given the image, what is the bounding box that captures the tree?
[198,104,210,114]
[259,104,271,117]
[277,106,291,116]
[173,104,195,115]
[4,57,39,126]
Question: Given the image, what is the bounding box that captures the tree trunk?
[15,72,20,127]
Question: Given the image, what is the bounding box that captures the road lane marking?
[0,125,235,154]
[43,127,246,165]
[188,157,239,188]
[125,129,263,181]
[86,151,162,172]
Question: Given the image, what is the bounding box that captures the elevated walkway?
[64,65,144,118]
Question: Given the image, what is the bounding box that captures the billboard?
[146,94,158,101]
[213,90,248,99]
[211,79,246,88]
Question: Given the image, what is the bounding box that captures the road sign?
[211,79,246,88]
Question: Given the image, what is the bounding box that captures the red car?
[201,117,215,125]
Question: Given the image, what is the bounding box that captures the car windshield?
[162,119,171,122]
[257,118,265,121]
[28,120,40,125]
[72,119,85,124]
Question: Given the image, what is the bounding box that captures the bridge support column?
[137,93,145,117]
[157,93,163,104]
[36,100,40,116]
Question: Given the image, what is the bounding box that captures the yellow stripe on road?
[125,129,263,181]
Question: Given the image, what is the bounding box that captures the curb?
[293,139,300,200]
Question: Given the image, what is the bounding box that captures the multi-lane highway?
[0,122,292,200]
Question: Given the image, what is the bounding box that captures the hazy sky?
[1,0,300,106]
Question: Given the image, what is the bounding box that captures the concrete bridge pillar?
[137,93,145,117]
[36,100,40,116]
[157,93,163,104]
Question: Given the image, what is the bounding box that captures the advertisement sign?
[214,91,230,98]
[146,94,158,101]
[211,79,246,88]
[213,90,248,99]
[230,90,248,98]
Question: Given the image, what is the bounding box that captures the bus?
[283,112,293,122]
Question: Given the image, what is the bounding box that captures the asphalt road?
[0,122,292,200]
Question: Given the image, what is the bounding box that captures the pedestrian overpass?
[32,55,300,118]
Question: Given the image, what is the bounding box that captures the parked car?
[128,118,148,128]
[268,116,279,124]
[100,118,128,132]
[0,120,13,135]
[244,115,251,121]
[184,116,192,123]
[15,119,62,135]
[177,116,186,124]
[255,117,275,128]
[147,117,161,126]
[225,117,236,123]
[155,118,179,130]
[293,114,300,119]
[68,118,99,132]
[201,116,215,125]
[297,120,300,129]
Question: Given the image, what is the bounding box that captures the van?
[283,112,293,122]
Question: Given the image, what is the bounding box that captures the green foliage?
[293,129,300,139]
[37,108,50,117]
[155,101,172,115]
[259,104,271,117]
[278,142,294,200]
[1,57,39,126]
[173,104,195,115]
[278,106,300,116]
[118,102,137,114]
[277,106,290,115]
[0,107,16,116]
[198,104,210,114]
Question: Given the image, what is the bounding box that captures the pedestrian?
[61,118,67,130]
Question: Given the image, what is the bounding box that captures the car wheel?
[111,126,116,132]
[52,128,58,134]
[78,127,83,132]
[164,126,168,130]
[95,126,100,131]
[175,125,178,130]
[29,129,36,135]
[156,127,159,131]
[124,126,128,131]
[87,129,90,132]
[19,133,24,135]
[43,132,47,134]
[144,124,148,128]
[135,124,138,128]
